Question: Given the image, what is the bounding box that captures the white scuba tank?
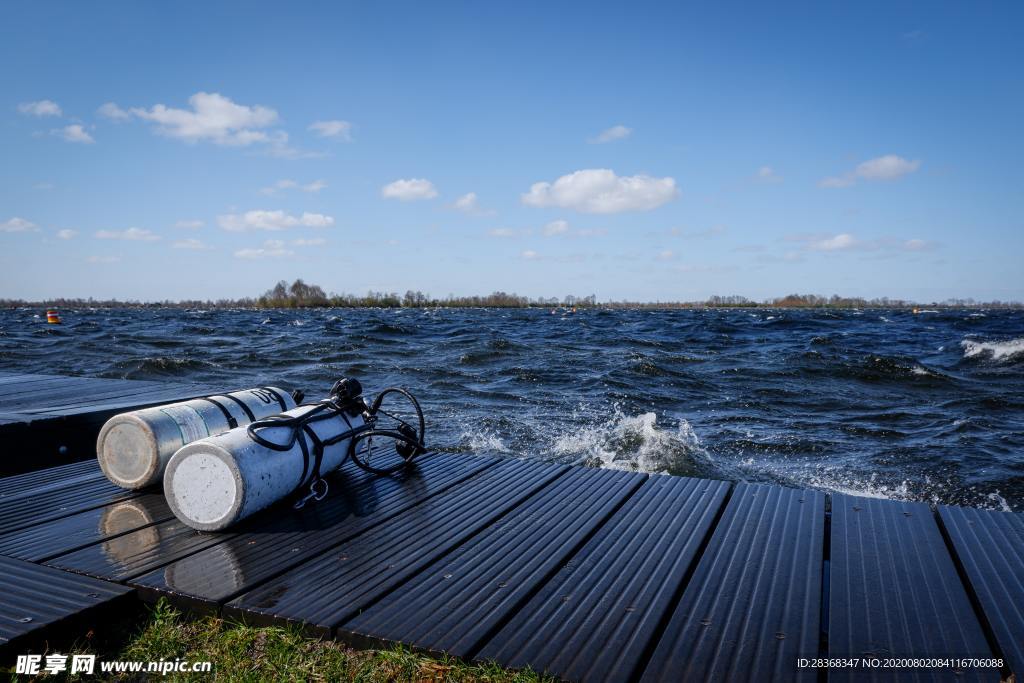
[163,402,365,531]
[97,387,295,490]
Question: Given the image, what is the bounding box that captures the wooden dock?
[0,373,1021,681]
[0,372,220,476]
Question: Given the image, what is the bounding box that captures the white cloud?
[234,239,294,259]
[308,120,352,141]
[657,249,675,261]
[18,100,61,117]
[131,92,279,146]
[381,178,438,201]
[543,219,569,236]
[818,175,855,188]
[903,238,936,251]
[451,191,495,216]
[671,224,727,239]
[820,154,921,188]
[520,250,540,260]
[54,124,95,144]
[453,192,478,213]
[217,210,334,231]
[1,217,39,233]
[522,169,677,214]
[292,237,327,247]
[259,179,298,195]
[172,238,212,250]
[808,233,857,251]
[789,232,937,254]
[97,102,131,121]
[489,228,518,238]
[855,155,921,180]
[454,192,478,211]
[260,179,326,195]
[95,227,160,241]
[589,125,632,144]
[56,229,78,240]
[87,255,121,264]
[174,219,204,229]
[757,166,782,183]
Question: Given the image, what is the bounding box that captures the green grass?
[9,599,550,682]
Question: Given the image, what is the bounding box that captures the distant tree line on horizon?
[2,279,1021,310]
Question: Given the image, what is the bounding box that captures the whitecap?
[961,337,1024,362]
[461,430,510,454]
[550,411,711,475]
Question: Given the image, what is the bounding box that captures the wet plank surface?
[0,372,216,419]
[341,467,645,657]
[0,372,221,476]
[0,555,133,650]
[829,495,998,682]
[938,504,1024,678]
[0,428,1020,681]
[474,475,730,682]
[641,484,825,682]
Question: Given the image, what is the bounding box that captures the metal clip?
[293,477,329,510]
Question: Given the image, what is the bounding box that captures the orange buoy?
[46,309,62,324]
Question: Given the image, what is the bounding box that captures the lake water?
[2,307,1022,510]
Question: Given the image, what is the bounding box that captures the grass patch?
[9,599,549,682]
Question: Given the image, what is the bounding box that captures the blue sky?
[1,1,1021,302]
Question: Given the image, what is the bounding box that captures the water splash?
[551,411,712,476]
[961,337,1024,362]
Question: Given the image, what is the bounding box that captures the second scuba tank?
[163,379,368,531]
[97,387,296,490]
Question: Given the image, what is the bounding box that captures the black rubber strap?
[295,423,311,485]
[261,386,288,411]
[302,426,326,487]
[198,397,238,429]
[221,393,256,422]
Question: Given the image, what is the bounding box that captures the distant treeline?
[3,280,1021,310]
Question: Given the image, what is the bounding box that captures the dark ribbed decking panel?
[129,453,497,610]
[341,466,646,658]
[222,459,569,635]
[641,483,825,682]
[829,495,998,682]
[0,371,222,476]
[0,493,173,562]
[0,555,133,648]
[938,505,1024,679]
[476,475,730,682]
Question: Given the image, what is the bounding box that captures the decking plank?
[829,495,998,682]
[44,457,384,583]
[0,477,140,536]
[18,383,221,415]
[342,466,646,658]
[128,453,498,611]
[221,459,570,635]
[0,555,133,649]
[938,505,1024,679]
[0,459,101,498]
[641,483,824,682]
[0,494,173,562]
[477,475,730,683]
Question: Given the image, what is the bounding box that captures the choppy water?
[1,307,1022,511]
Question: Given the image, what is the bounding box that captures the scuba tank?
[164,378,425,531]
[97,387,297,490]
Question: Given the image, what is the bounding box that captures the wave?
[961,337,1024,362]
[103,355,218,379]
[550,411,713,476]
